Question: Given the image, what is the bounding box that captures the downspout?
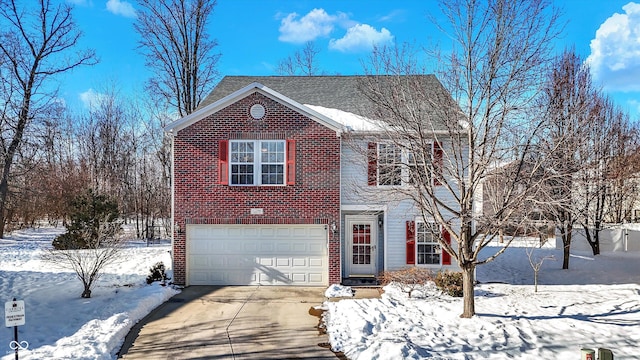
[168,130,176,275]
[338,129,343,282]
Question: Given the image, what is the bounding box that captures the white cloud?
[106,0,136,18]
[586,2,640,91]
[278,8,348,43]
[329,24,394,53]
[67,0,90,5]
[79,88,107,109]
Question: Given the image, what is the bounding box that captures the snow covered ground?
[2,228,640,359]
[325,238,640,359]
[0,227,178,360]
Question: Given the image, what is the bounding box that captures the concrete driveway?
[117,286,341,360]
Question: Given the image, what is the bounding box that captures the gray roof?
[204,75,445,110]
[196,75,462,133]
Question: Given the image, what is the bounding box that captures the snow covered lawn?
[0,227,179,360]
[325,243,640,359]
[4,228,640,359]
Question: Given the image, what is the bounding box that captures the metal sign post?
[5,298,28,360]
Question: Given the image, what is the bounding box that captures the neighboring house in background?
[165,76,461,286]
[481,161,554,240]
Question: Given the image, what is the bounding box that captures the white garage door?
[187,224,328,286]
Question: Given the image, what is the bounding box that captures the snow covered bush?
[53,189,121,250]
[378,267,434,298]
[434,271,463,297]
[146,261,170,284]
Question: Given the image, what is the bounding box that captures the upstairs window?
[221,140,293,186]
[378,143,402,186]
[230,141,255,185]
[369,142,436,187]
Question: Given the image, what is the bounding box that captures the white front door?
[346,216,377,277]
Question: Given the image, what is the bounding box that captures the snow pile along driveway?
[0,227,179,360]
[325,245,640,359]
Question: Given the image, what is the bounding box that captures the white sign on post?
[5,300,25,327]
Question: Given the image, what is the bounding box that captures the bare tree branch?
[134,0,220,117]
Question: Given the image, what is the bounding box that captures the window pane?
[378,144,402,186]
[231,164,254,185]
[261,164,284,185]
[260,141,285,185]
[416,221,440,265]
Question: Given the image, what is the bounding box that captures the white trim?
[415,220,442,266]
[164,82,345,135]
[341,204,388,212]
[341,204,388,274]
[229,139,286,186]
[170,135,175,273]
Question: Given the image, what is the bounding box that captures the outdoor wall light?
[330,221,337,234]
[175,222,183,234]
[378,217,384,227]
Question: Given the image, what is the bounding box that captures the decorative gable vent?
[250,103,266,120]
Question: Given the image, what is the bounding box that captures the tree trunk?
[81,285,92,298]
[584,225,600,256]
[460,263,475,318]
[562,223,572,269]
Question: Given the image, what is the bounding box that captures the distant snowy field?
[326,237,640,359]
[0,227,178,360]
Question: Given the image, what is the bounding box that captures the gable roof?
[164,81,345,134]
[198,76,373,116]
[198,75,451,117]
[165,75,460,134]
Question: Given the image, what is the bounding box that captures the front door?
[346,216,377,277]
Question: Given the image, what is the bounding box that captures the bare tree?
[43,217,123,298]
[604,120,640,223]
[526,244,555,293]
[357,0,561,318]
[43,188,122,298]
[135,0,221,117]
[575,95,635,255]
[277,41,323,76]
[537,49,595,269]
[0,0,96,237]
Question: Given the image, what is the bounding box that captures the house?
[164,75,461,286]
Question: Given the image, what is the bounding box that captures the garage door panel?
[187,224,328,286]
[292,258,306,267]
[309,273,323,283]
[309,243,325,252]
[291,242,310,254]
[309,258,324,267]
[291,273,307,282]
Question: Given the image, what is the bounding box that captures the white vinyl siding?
[340,138,462,271]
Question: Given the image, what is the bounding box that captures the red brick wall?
[172,92,341,285]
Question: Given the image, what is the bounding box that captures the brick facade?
[173,92,341,285]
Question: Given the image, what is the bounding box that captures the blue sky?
[63,0,640,118]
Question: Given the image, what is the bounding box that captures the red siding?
[172,92,341,285]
